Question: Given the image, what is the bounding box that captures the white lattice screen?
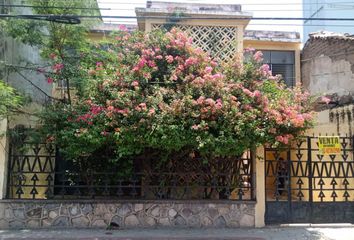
[152,24,238,62]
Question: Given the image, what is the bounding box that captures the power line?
[4,14,354,21]
[0,14,81,24]
[2,4,108,11]
[102,19,354,27]
[8,4,354,12]
[95,1,354,6]
[22,0,354,6]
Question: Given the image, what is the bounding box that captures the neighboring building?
[302,31,354,135]
[303,0,354,41]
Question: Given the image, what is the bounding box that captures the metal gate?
[265,136,354,224]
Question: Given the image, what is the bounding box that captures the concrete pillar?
[0,118,8,199]
[254,146,265,227]
[295,49,301,84]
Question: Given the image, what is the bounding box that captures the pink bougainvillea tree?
[40,29,314,166]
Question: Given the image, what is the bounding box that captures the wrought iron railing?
[6,143,254,201]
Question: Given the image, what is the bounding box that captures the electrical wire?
[6,3,354,11]
[8,4,354,12]
[102,20,354,27]
[0,14,81,24]
[1,4,108,11]
[13,0,354,6]
[3,14,354,21]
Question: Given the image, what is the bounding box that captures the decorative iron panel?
[7,141,254,201]
[7,142,56,199]
[265,135,354,224]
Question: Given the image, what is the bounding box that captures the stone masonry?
[0,201,255,229]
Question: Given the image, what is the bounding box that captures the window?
[261,50,295,87]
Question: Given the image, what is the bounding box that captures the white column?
[0,118,8,199]
[254,146,266,227]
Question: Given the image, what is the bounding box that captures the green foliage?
[1,0,101,103]
[0,80,23,118]
[3,19,44,46]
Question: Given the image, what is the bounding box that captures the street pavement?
[0,225,354,240]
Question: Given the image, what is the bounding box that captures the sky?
[97,0,303,36]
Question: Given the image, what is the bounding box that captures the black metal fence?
[7,142,254,201]
[265,135,354,224]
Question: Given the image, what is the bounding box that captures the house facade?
[135,1,301,87]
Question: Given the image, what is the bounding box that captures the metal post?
[307,136,313,222]
[287,149,292,222]
[5,140,12,199]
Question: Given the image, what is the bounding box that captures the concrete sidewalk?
[0,226,354,240]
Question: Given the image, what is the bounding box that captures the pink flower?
[49,53,57,59]
[276,135,284,143]
[269,128,277,134]
[253,51,263,62]
[133,58,147,72]
[197,96,205,105]
[148,61,156,68]
[276,134,292,144]
[52,63,64,73]
[244,48,255,53]
[148,108,155,116]
[191,125,199,130]
[321,96,331,104]
[260,64,271,76]
[243,88,254,97]
[253,90,262,98]
[90,105,103,115]
[119,25,128,31]
[107,106,114,111]
[47,77,54,84]
[204,66,213,73]
[215,99,223,109]
[185,57,198,66]
[131,81,139,87]
[96,62,103,67]
[165,55,174,63]
[205,98,215,106]
[290,114,305,127]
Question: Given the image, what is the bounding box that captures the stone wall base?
[0,200,255,229]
